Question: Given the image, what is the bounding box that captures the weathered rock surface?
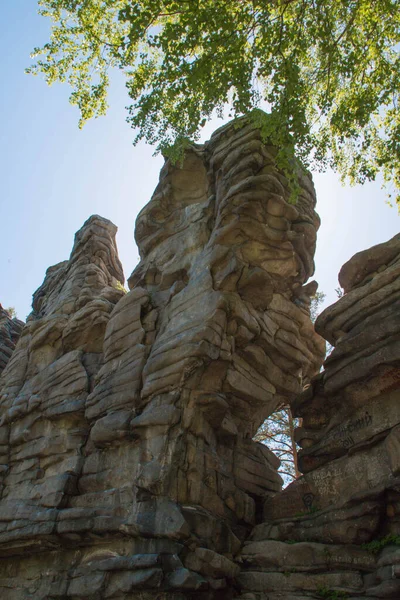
[0,118,325,598]
[3,122,400,600]
[238,233,400,599]
[0,305,24,376]
[3,120,400,600]
[0,215,126,578]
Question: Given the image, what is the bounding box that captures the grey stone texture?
[1,117,399,599]
[241,232,400,599]
[0,305,24,377]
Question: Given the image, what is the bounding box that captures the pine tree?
[255,405,300,485]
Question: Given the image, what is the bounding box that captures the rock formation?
[239,232,400,599]
[0,118,324,598]
[0,305,24,376]
[2,117,399,600]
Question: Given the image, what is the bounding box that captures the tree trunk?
[287,407,301,478]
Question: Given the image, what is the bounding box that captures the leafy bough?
[28,0,400,205]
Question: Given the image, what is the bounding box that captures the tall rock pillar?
[0,118,324,599]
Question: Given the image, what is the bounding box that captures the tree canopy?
[29,0,400,203]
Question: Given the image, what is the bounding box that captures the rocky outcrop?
[0,305,24,376]
[239,233,400,599]
[2,118,400,600]
[0,215,126,584]
[0,118,324,598]
[3,119,400,600]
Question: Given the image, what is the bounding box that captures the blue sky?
[1,2,399,320]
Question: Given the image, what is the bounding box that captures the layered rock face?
[239,233,400,599]
[0,119,324,599]
[0,215,126,596]
[0,305,24,376]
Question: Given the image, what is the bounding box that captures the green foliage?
[335,287,344,299]
[5,307,17,318]
[362,534,400,554]
[113,280,127,294]
[310,291,326,323]
[29,1,400,205]
[317,587,348,600]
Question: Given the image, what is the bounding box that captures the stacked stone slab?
[0,305,24,376]
[239,233,400,599]
[0,215,126,598]
[0,118,324,599]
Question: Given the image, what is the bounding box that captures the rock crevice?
[239,232,400,600]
